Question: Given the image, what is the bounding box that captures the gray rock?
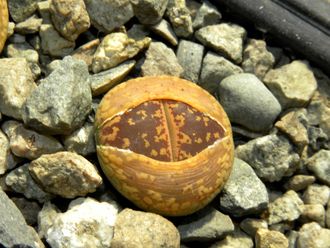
[44,197,118,248]
[127,24,150,41]
[195,23,246,63]
[50,0,90,41]
[141,41,183,76]
[5,163,54,203]
[71,39,100,71]
[11,197,41,226]
[307,126,329,151]
[287,230,299,248]
[22,56,92,135]
[236,134,300,182]
[176,39,204,82]
[199,52,243,93]
[0,58,37,120]
[192,0,221,30]
[2,120,63,160]
[209,228,253,248]
[218,73,281,132]
[263,60,317,109]
[40,24,75,57]
[305,150,330,186]
[300,204,325,227]
[29,151,103,198]
[63,122,96,156]
[239,218,268,237]
[14,14,42,34]
[111,208,180,248]
[177,208,234,242]
[219,158,269,217]
[303,184,330,206]
[151,19,178,46]
[8,0,40,22]
[267,190,304,225]
[84,0,134,33]
[242,39,275,79]
[255,228,289,248]
[284,175,316,192]
[37,0,52,24]
[297,222,330,248]
[131,0,168,25]
[0,188,43,248]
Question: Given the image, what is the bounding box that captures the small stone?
[267,190,304,225]
[90,60,136,96]
[242,39,275,79]
[166,0,193,38]
[111,208,180,248]
[287,230,299,248]
[2,120,63,160]
[239,218,268,237]
[5,163,54,203]
[0,130,21,175]
[176,39,204,82]
[284,175,316,191]
[219,73,281,132]
[263,60,317,109]
[305,150,330,186]
[84,0,134,33]
[44,197,118,248]
[186,0,201,19]
[127,24,150,41]
[37,0,52,24]
[151,19,178,46]
[11,197,41,226]
[141,41,183,76]
[38,201,60,239]
[300,204,325,227]
[40,24,75,57]
[200,52,243,93]
[14,15,42,34]
[29,151,103,198]
[303,184,330,206]
[63,122,95,156]
[22,56,92,135]
[209,228,253,248]
[71,39,100,71]
[0,58,37,120]
[177,208,234,242]
[219,158,269,217]
[131,0,168,25]
[50,0,90,41]
[195,23,246,63]
[92,32,150,73]
[307,126,329,151]
[0,188,43,248]
[275,108,309,149]
[236,134,300,182]
[192,0,221,30]
[255,228,289,248]
[8,0,40,23]
[297,222,330,248]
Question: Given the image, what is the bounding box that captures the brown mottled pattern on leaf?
[0,0,8,53]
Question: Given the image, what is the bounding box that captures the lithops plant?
[95,76,234,216]
[0,0,8,53]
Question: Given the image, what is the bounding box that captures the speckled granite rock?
[305,150,330,186]
[192,0,221,30]
[303,184,330,206]
[8,0,40,23]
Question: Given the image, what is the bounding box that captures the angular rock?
[84,0,134,33]
[2,120,63,160]
[5,164,54,203]
[8,0,40,22]
[131,0,168,25]
[219,158,269,217]
[40,24,75,57]
[267,190,304,225]
[50,0,90,41]
[0,189,43,248]
[29,151,103,198]
[263,60,317,109]
[218,73,281,132]
[200,52,243,93]
[71,39,100,71]
[44,198,118,248]
[151,19,178,46]
[38,201,60,239]
[0,130,21,175]
[37,0,52,24]
[255,228,289,248]
[111,208,180,248]
[90,60,136,96]
[22,56,92,135]
[195,23,246,63]
[300,204,325,227]
[305,150,330,186]
[284,175,316,192]
[0,58,37,120]
[11,197,41,226]
[14,15,42,34]
[236,134,300,182]
[303,184,330,206]
[141,41,183,76]
[177,208,234,242]
[176,39,204,82]
[239,218,268,237]
[209,228,253,248]
[307,126,329,151]
[92,32,150,73]
[242,39,275,79]
[297,222,330,248]
[192,0,221,30]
